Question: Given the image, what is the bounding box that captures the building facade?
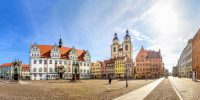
[192,29,200,79]
[111,30,133,59]
[0,62,29,80]
[101,62,107,78]
[177,39,192,78]
[172,66,178,77]
[91,61,101,78]
[135,47,164,79]
[114,57,126,78]
[104,59,115,78]
[0,63,13,79]
[30,38,91,80]
[21,64,30,79]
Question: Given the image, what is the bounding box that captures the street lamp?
[124,56,128,87]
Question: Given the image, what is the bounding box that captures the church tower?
[122,30,132,59]
[111,33,119,58]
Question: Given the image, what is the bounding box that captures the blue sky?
[0,0,200,72]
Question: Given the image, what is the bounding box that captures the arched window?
[125,45,128,50]
[49,68,52,72]
[33,68,37,72]
[113,47,116,52]
[44,67,47,72]
[39,67,42,72]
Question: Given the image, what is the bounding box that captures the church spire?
[58,34,63,48]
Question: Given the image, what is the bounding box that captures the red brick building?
[192,29,200,79]
[135,46,164,78]
[101,62,107,78]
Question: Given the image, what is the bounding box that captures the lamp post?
[46,58,48,80]
[124,56,128,87]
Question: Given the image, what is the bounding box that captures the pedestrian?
[109,77,112,84]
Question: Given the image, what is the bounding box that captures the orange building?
[192,29,200,79]
[135,46,164,79]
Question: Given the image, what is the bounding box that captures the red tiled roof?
[136,47,162,60]
[0,63,12,67]
[146,51,161,59]
[22,64,29,68]
[36,45,86,61]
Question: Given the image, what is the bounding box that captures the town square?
[0,0,200,100]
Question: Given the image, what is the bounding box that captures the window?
[44,67,47,72]
[49,60,52,64]
[84,63,86,66]
[55,60,57,64]
[34,60,37,64]
[80,62,82,66]
[84,69,86,73]
[39,68,42,72]
[33,68,36,72]
[39,59,42,64]
[39,74,42,77]
[113,47,116,52]
[64,61,67,65]
[87,70,89,74]
[49,68,52,72]
[44,60,47,64]
[59,60,62,64]
[125,45,128,50]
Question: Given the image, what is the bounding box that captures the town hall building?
[29,37,91,80]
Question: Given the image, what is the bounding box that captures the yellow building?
[91,61,101,78]
[115,57,126,78]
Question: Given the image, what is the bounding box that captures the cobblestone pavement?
[0,79,155,100]
[144,78,179,100]
[169,76,200,100]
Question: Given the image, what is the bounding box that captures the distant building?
[114,57,134,78]
[172,66,178,77]
[192,28,200,79]
[164,69,169,76]
[101,62,107,78]
[0,63,13,79]
[21,64,30,79]
[0,62,29,80]
[104,58,115,78]
[111,30,133,59]
[177,39,192,78]
[91,61,101,78]
[134,46,164,78]
[29,37,91,80]
[114,57,126,78]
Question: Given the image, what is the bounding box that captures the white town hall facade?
[29,38,91,80]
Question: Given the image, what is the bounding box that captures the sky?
[0,0,200,72]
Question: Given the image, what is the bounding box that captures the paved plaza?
[0,79,155,100]
[169,77,200,100]
[1,77,200,100]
